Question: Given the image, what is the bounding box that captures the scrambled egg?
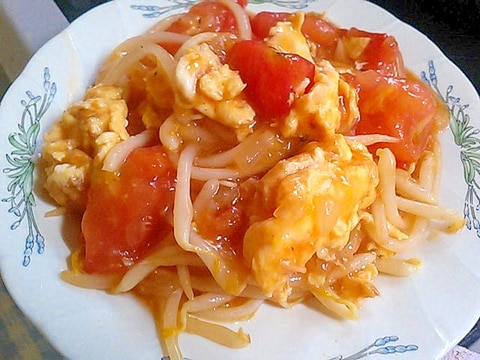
[266,12,314,63]
[42,85,129,210]
[243,135,378,303]
[281,60,342,140]
[250,15,376,307]
[175,42,255,137]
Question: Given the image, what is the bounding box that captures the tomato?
[166,1,242,36]
[250,12,290,39]
[226,40,315,119]
[81,145,176,274]
[251,11,404,77]
[251,11,338,49]
[339,28,405,77]
[346,70,437,167]
[235,0,248,7]
[195,186,249,257]
[301,13,338,49]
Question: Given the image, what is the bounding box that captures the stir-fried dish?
[41,0,464,358]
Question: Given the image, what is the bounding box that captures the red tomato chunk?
[166,1,242,36]
[338,28,405,77]
[81,146,176,274]
[226,40,315,120]
[251,11,338,49]
[345,71,437,167]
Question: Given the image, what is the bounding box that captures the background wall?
[0,67,8,100]
[371,0,479,92]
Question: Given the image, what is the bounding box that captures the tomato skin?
[251,12,290,39]
[301,13,338,49]
[339,28,405,77]
[166,1,239,36]
[346,71,437,166]
[226,40,315,119]
[81,146,176,274]
[251,11,338,49]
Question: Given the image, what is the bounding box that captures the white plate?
[1,1,479,359]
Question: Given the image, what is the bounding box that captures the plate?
[1,0,480,359]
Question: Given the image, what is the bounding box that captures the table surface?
[0,0,479,359]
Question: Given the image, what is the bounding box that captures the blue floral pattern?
[131,0,316,17]
[421,60,480,238]
[329,336,418,359]
[131,1,198,18]
[248,0,317,9]
[2,67,56,266]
